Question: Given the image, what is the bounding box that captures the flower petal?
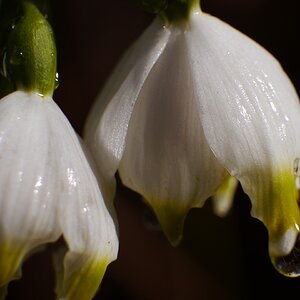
[187,11,300,255]
[84,17,171,201]
[0,91,118,297]
[0,91,61,285]
[45,98,119,299]
[119,27,226,246]
[212,176,238,217]
[0,285,7,300]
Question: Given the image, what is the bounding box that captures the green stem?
[136,0,200,23]
[161,0,200,23]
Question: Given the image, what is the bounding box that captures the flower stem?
[136,0,200,23]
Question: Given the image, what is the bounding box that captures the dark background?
[4,0,300,299]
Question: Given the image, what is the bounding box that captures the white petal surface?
[84,17,171,201]
[46,101,119,299]
[0,91,118,298]
[187,11,300,255]
[0,91,61,285]
[119,26,226,245]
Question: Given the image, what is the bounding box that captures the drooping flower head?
[0,2,118,299]
[84,0,300,276]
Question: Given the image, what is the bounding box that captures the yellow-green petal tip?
[0,244,25,287]
[0,285,8,300]
[212,175,238,217]
[58,256,109,300]
[151,201,189,247]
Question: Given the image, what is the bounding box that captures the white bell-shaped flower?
[0,91,118,299]
[0,3,118,298]
[84,1,300,276]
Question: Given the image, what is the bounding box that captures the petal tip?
[56,252,110,300]
[0,285,7,300]
[269,226,298,257]
[0,244,24,287]
[151,202,188,247]
[270,227,300,278]
[212,176,238,217]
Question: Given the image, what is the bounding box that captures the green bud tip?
[4,1,57,96]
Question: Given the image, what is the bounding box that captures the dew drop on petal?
[54,72,60,90]
[11,16,21,31]
[271,231,300,277]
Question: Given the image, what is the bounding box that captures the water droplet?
[10,18,17,31]
[271,231,300,277]
[54,72,60,90]
[11,15,21,31]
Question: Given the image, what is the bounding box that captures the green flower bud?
[4,1,56,96]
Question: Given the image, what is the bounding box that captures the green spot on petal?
[150,200,189,246]
[59,256,109,300]
[266,171,300,255]
[0,243,25,287]
[248,167,300,257]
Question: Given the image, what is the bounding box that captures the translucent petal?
[119,28,226,246]
[45,97,119,299]
[0,91,61,285]
[212,176,238,217]
[84,17,171,202]
[186,11,300,255]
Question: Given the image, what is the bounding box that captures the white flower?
[0,91,118,299]
[84,4,300,274]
